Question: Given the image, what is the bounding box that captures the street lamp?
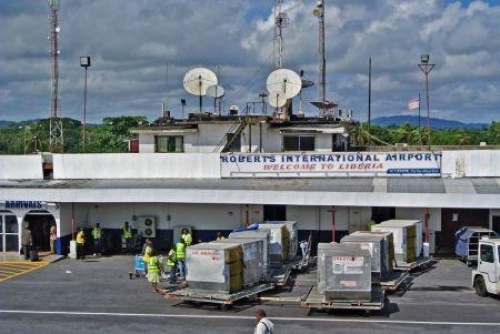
[418,54,435,150]
[80,56,91,150]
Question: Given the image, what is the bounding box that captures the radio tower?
[48,0,63,152]
[273,0,289,69]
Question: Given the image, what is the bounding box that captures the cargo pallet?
[164,283,275,309]
[269,264,292,287]
[393,256,435,272]
[377,271,410,292]
[301,288,386,314]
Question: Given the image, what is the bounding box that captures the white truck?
[471,236,500,297]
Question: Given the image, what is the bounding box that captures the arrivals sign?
[220,152,441,178]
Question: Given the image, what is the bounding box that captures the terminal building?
[1,112,500,257]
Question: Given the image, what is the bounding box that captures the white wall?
[53,153,220,179]
[0,155,44,179]
[441,150,500,177]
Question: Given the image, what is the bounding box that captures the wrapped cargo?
[340,231,393,278]
[258,223,291,267]
[228,230,270,281]
[371,219,422,263]
[212,238,264,287]
[186,243,243,294]
[317,243,372,302]
[265,221,298,258]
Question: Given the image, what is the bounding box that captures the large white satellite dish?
[206,84,225,99]
[266,69,302,99]
[183,67,218,96]
[268,91,287,108]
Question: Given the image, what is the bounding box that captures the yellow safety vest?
[143,245,152,263]
[76,231,85,244]
[176,242,186,260]
[92,227,102,239]
[148,256,160,274]
[167,249,177,267]
[123,227,132,238]
[182,233,192,246]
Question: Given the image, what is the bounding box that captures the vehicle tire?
[474,276,488,297]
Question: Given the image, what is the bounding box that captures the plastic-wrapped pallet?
[317,243,372,302]
[340,231,393,278]
[212,238,264,287]
[228,230,270,281]
[371,220,422,263]
[265,221,298,258]
[186,242,243,294]
[258,223,291,267]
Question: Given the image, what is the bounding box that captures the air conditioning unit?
[137,216,156,238]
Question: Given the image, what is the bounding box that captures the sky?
[1,0,500,124]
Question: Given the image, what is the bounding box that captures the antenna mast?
[48,0,63,152]
[274,0,289,69]
[314,0,326,102]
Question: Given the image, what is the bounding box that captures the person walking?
[21,222,32,260]
[76,227,86,260]
[122,221,133,254]
[254,309,274,334]
[142,239,153,274]
[166,244,178,284]
[175,239,187,280]
[49,223,57,254]
[92,223,103,256]
[147,249,162,293]
[181,228,192,246]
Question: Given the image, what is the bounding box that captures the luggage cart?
[129,255,146,279]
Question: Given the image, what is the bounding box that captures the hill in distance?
[371,115,489,129]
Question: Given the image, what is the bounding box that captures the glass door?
[0,214,19,252]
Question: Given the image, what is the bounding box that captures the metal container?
[340,231,392,278]
[258,223,291,267]
[228,230,270,281]
[212,238,264,287]
[372,220,422,263]
[317,243,372,302]
[265,221,298,258]
[186,242,243,294]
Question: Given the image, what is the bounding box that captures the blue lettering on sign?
[387,168,440,174]
[5,201,43,209]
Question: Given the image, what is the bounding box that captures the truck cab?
[471,236,500,297]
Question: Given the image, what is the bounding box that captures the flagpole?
[418,92,422,149]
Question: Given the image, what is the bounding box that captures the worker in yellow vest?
[142,239,153,273]
[181,228,192,246]
[147,249,162,293]
[175,239,186,280]
[167,244,178,284]
[122,221,133,254]
[76,227,86,260]
[92,223,103,256]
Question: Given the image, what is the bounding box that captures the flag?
[407,98,420,111]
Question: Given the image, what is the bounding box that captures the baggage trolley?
[130,255,147,279]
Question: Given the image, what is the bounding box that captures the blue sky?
[1,0,500,124]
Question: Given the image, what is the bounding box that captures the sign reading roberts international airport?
[220,152,442,178]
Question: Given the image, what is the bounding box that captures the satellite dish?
[266,69,302,99]
[183,67,218,96]
[206,84,225,99]
[268,91,287,108]
[301,79,314,88]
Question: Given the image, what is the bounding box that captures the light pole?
[80,56,91,150]
[418,54,435,150]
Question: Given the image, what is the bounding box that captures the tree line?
[0,117,499,155]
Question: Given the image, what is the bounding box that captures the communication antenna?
[48,0,63,152]
[274,0,289,69]
[162,61,170,118]
[183,67,218,113]
[206,85,225,115]
[266,68,302,99]
[268,91,287,109]
[313,0,326,105]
